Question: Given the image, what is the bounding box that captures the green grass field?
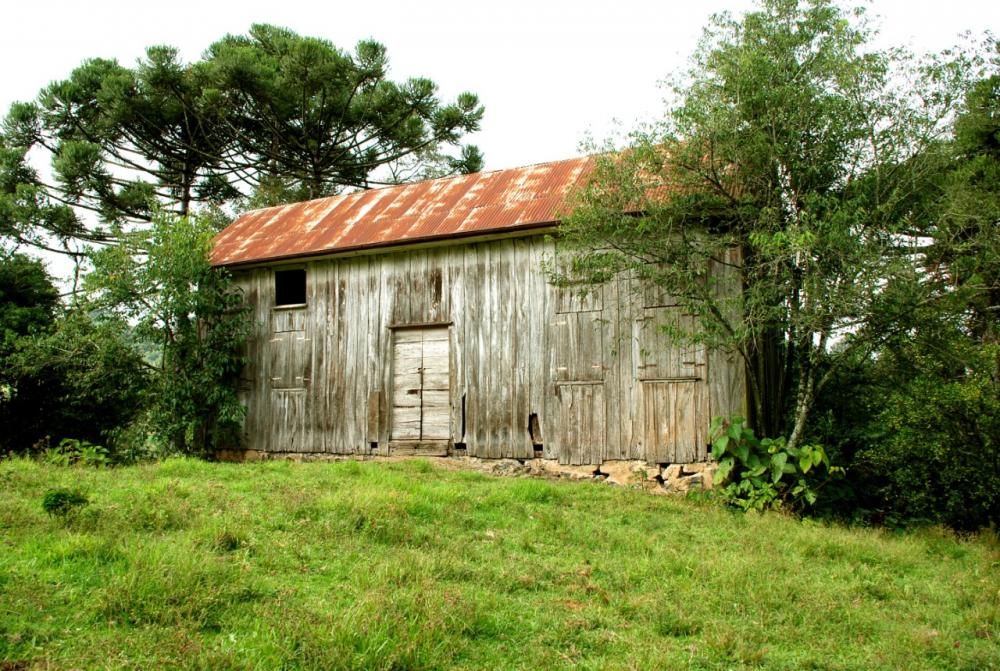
[1,457,997,670]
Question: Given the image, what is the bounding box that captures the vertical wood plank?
[426,249,445,323]
[479,242,494,456]
[331,263,347,452]
[674,381,692,463]
[538,238,559,460]
[407,249,427,324]
[707,246,747,428]
[367,391,381,444]
[366,254,382,453]
[447,249,465,443]
[492,239,513,457]
[528,237,550,456]
[510,238,531,458]
[377,254,394,451]
[465,243,484,456]
[345,258,363,453]
[602,270,621,461]
[390,252,409,326]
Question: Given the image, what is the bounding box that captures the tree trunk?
[747,326,789,438]
[786,352,816,452]
[180,164,193,216]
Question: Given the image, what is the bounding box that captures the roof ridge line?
[237,154,592,216]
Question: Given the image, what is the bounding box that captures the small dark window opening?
[275,269,306,306]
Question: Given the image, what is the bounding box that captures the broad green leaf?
[728,423,742,441]
[770,452,787,483]
[712,434,730,460]
[715,456,734,483]
[813,445,829,466]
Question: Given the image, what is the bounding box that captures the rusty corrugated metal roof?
[211,156,595,267]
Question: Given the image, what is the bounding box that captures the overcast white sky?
[4,0,997,173]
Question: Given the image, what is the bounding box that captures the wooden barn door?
[390,327,451,454]
[550,285,607,465]
[635,307,709,463]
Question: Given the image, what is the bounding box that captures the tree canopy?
[86,212,250,455]
[0,24,484,253]
[0,252,59,349]
[560,0,974,448]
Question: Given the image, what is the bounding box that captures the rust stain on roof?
[211,156,594,267]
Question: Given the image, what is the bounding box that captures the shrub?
[808,342,1000,531]
[42,488,89,518]
[710,416,837,512]
[858,352,999,531]
[0,312,149,458]
[42,439,110,468]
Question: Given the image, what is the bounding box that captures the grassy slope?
[0,458,997,670]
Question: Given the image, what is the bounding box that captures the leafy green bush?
[710,416,836,511]
[41,445,72,467]
[42,488,89,518]
[808,342,999,530]
[861,353,997,530]
[42,439,109,468]
[0,311,149,458]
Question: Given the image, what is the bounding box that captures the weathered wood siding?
[235,235,745,464]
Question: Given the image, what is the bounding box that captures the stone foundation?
[215,450,716,495]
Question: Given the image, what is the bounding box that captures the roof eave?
[211,220,561,269]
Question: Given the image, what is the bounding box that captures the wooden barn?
[210,156,745,466]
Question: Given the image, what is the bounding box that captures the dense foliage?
[709,416,836,512]
[86,212,250,456]
[806,44,1000,530]
[0,252,59,349]
[0,311,149,456]
[0,216,246,460]
[0,255,147,456]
